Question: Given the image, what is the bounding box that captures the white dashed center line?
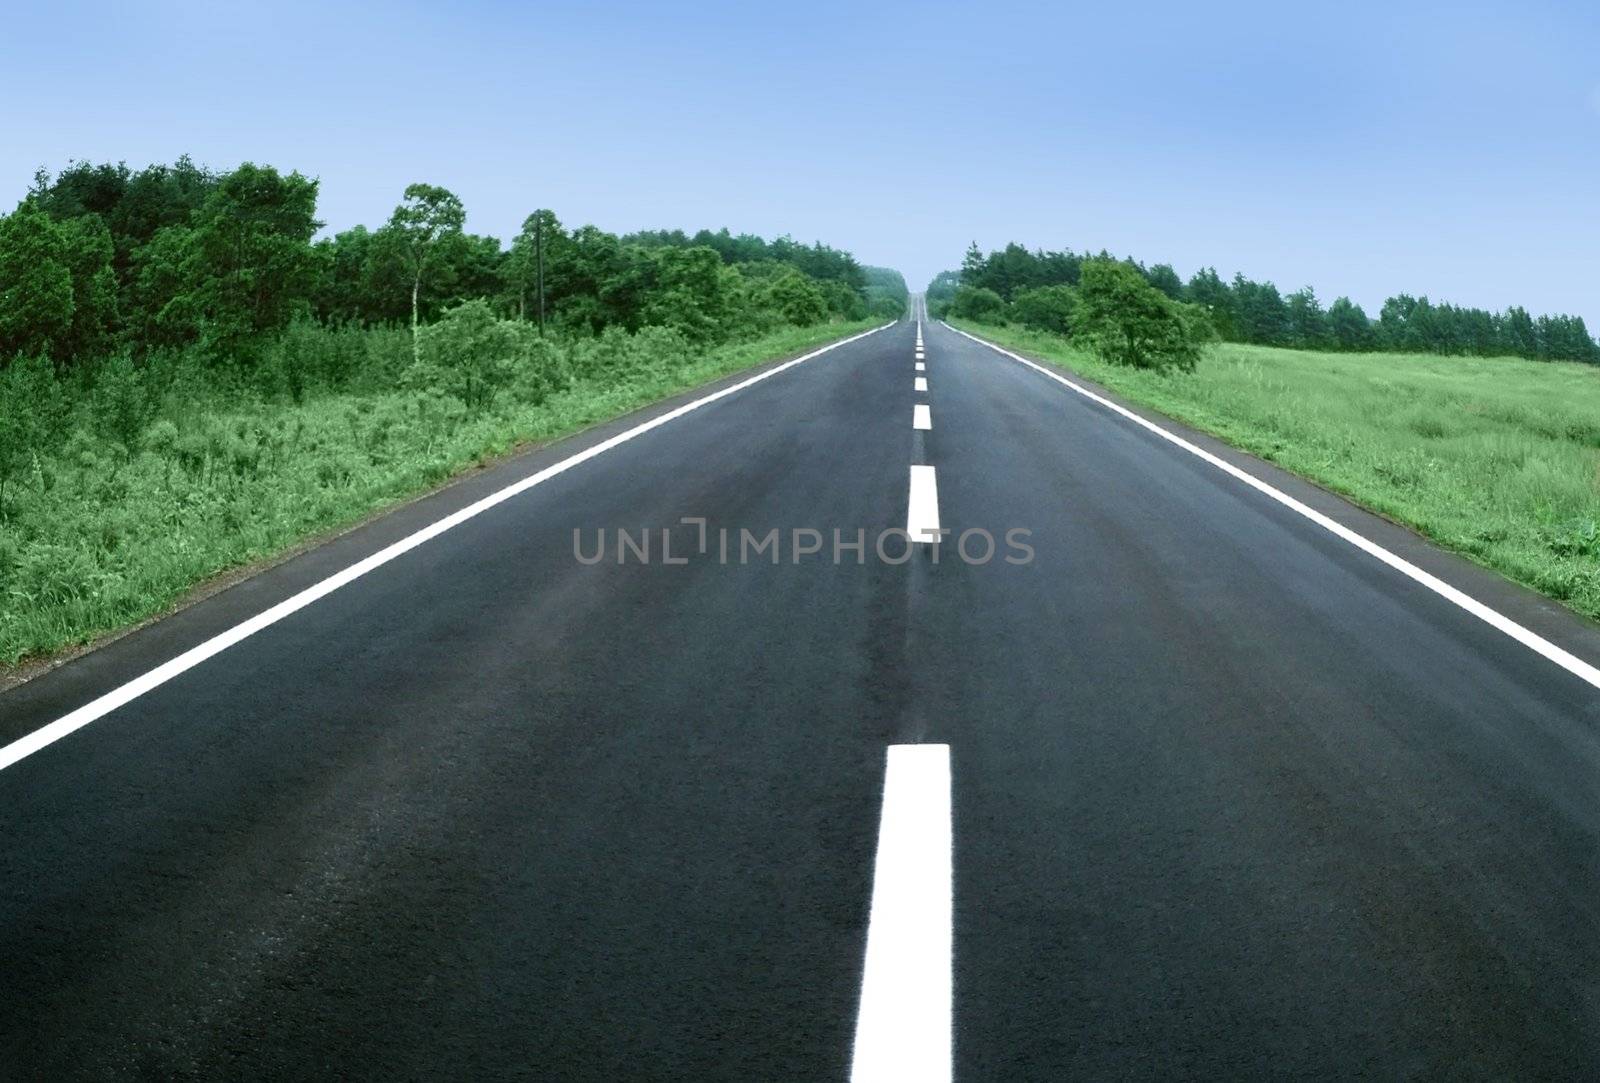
[914,376,928,392]
[913,404,932,431]
[851,744,952,1083]
[906,464,941,543]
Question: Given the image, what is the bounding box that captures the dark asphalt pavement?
[2,305,1599,1079]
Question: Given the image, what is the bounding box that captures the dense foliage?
[1069,261,1210,372]
[932,241,1600,364]
[9,158,891,369]
[0,157,896,510]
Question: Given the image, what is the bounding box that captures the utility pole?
[535,211,546,337]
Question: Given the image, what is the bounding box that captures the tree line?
[1,156,905,372]
[932,242,1599,364]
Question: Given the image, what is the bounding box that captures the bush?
[1070,260,1211,372]
[0,355,65,510]
[1009,285,1078,334]
[409,300,525,411]
[761,269,829,327]
[90,352,155,453]
[948,285,1005,321]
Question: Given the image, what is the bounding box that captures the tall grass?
[954,320,1600,621]
[0,319,875,666]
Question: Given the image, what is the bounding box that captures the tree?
[924,270,961,318]
[0,201,75,359]
[1146,263,1184,300]
[761,268,828,326]
[1328,297,1373,351]
[1009,284,1077,334]
[948,285,1005,321]
[409,299,521,411]
[1071,259,1208,372]
[171,163,322,358]
[862,266,908,319]
[0,355,63,513]
[386,183,466,360]
[57,215,118,359]
[504,210,561,324]
[1185,267,1236,340]
[1286,287,1330,348]
[1232,274,1290,345]
[1499,305,1537,358]
[640,245,736,342]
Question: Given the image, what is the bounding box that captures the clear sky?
[4,0,1599,322]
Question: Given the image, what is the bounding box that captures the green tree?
[1327,297,1373,350]
[386,183,466,360]
[1145,263,1184,300]
[174,163,322,357]
[924,270,961,318]
[1286,286,1330,348]
[408,299,522,411]
[503,210,561,324]
[0,201,75,359]
[640,245,736,342]
[0,355,63,513]
[1072,259,1208,372]
[1185,267,1236,340]
[57,214,119,359]
[761,267,829,325]
[948,285,1005,321]
[1232,274,1290,345]
[1009,284,1077,334]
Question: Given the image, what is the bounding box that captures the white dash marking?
[915,362,925,372]
[913,404,932,431]
[851,744,952,1083]
[914,376,928,392]
[906,465,941,543]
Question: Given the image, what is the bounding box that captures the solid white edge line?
[907,465,940,543]
[943,321,1600,691]
[850,743,952,1083]
[913,404,932,431]
[0,322,896,774]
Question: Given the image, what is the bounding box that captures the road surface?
[2,301,1599,1079]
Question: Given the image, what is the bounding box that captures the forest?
[931,242,1599,363]
[0,157,904,665]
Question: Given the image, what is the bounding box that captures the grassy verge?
[0,319,877,669]
[951,319,1600,621]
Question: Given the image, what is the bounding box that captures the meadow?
[953,320,1600,621]
[0,319,875,669]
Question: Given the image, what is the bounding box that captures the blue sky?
[4,0,1599,323]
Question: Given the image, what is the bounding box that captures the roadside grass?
[0,319,876,668]
[951,319,1600,621]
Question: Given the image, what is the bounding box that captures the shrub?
[1009,285,1078,334]
[948,285,1005,321]
[0,355,65,511]
[91,352,155,452]
[1071,260,1211,372]
[761,269,829,327]
[409,300,522,411]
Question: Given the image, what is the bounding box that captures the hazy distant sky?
[5,0,1599,322]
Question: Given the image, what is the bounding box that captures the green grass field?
[0,319,877,669]
[953,320,1600,621]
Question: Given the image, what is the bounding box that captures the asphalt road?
[3,302,1599,1079]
